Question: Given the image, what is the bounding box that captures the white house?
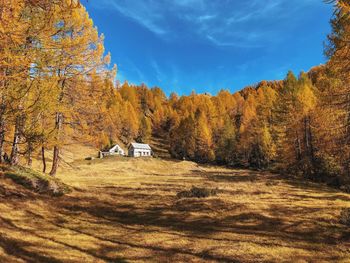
[128,143,152,157]
[99,144,125,158]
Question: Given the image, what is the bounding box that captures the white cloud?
[150,59,164,83]
[92,0,320,48]
[197,14,217,22]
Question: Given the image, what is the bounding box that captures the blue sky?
[85,0,333,96]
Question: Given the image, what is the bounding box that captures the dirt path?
[0,158,349,262]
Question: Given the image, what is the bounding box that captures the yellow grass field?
[1,153,350,262]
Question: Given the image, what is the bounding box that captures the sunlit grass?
[2,165,70,196]
[0,153,349,262]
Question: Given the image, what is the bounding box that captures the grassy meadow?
[0,149,350,262]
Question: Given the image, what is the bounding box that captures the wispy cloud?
[117,59,146,84]
[150,59,164,83]
[93,0,321,48]
[95,0,169,35]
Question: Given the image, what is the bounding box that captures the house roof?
[109,144,119,150]
[103,144,124,153]
[130,143,152,150]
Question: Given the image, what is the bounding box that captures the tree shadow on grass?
[0,235,63,263]
[198,168,350,201]
[0,214,128,263]
[1,166,350,262]
[56,192,349,261]
[282,178,350,200]
[56,189,349,247]
[2,206,239,263]
[194,170,259,183]
[1,185,349,262]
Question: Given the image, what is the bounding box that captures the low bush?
[315,155,341,179]
[3,166,71,196]
[340,185,350,193]
[177,186,219,199]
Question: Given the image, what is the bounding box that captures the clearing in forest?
[0,157,349,262]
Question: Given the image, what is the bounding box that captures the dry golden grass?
[0,154,350,262]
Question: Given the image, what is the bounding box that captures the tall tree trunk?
[303,117,310,176]
[0,67,6,163]
[295,131,302,161]
[50,112,63,176]
[50,146,60,176]
[307,116,315,163]
[304,116,315,178]
[10,116,21,166]
[345,95,350,177]
[41,146,46,173]
[0,114,5,164]
[27,142,33,167]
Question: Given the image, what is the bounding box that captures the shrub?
[315,155,341,179]
[4,166,71,196]
[340,185,350,193]
[339,208,350,226]
[177,186,219,199]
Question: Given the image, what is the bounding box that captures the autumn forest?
[0,0,348,184]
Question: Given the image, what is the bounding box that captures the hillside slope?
[0,155,349,262]
[150,134,171,159]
